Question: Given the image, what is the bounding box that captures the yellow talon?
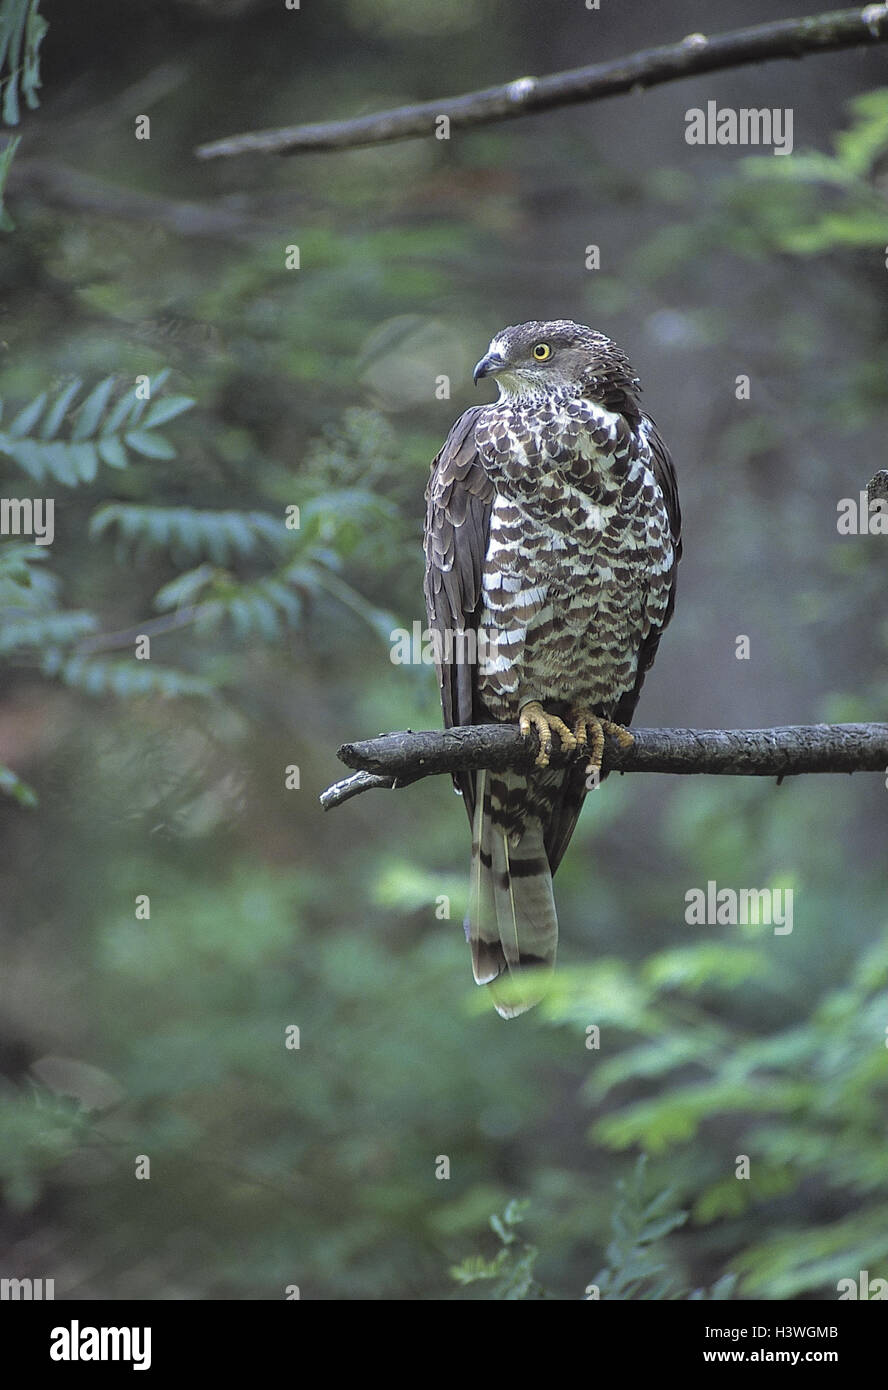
[518,700,577,768]
[571,710,635,776]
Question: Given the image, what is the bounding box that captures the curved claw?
[571,710,635,775]
[518,700,577,768]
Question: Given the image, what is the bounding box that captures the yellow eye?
[532,342,552,361]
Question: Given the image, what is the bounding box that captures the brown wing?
[546,415,681,874]
[423,406,494,820]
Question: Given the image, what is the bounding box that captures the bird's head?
[472,319,640,412]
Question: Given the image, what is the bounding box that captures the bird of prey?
[423,320,681,1017]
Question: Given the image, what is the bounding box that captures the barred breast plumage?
[475,396,674,722]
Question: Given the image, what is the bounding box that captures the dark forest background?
[0,0,886,1299]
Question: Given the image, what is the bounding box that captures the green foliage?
[0,760,36,806]
[0,1088,86,1212]
[0,609,97,654]
[592,1157,736,1301]
[0,373,193,484]
[0,0,46,126]
[591,1158,689,1299]
[719,89,888,257]
[450,1199,548,1299]
[561,927,888,1296]
[0,539,53,606]
[451,1167,738,1300]
[0,130,19,230]
[39,650,214,699]
[0,0,46,226]
[90,506,284,563]
[0,374,211,789]
[0,370,405,804]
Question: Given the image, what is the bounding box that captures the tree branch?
[197,7,888,160]
[319,722,888,810]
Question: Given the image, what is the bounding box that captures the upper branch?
[196,7,888,160]
[319,722,888,810]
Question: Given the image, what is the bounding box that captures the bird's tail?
[466,768,558,1018]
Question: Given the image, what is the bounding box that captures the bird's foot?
[571,709,635,776]
[518,700,577,768]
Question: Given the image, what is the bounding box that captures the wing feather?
[423,406,494,819]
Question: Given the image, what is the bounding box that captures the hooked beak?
[473,351,506,385]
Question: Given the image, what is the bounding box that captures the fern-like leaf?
[0,374,194,485]
[450,1200,548,1300]
[39,651,214,699]
[592,1156,690,1300]
[0,0,47,127]
[0,609,97,655]
[0,540,54,608]
[91,506,284,564]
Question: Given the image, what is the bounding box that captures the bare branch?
[197,7,888,160]
[320,769,396,810]
[319,722,888,809]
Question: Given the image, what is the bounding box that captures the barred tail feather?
[465,769,558,1019]
[467,771,502,985]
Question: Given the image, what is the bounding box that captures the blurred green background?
[0,0,886,1300]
